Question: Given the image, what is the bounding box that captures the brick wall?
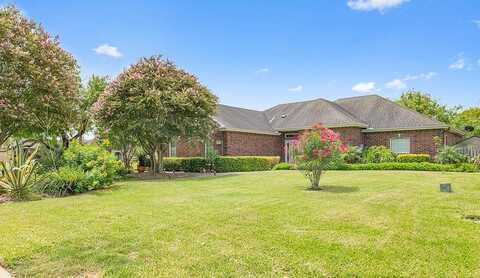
[172,131,282,157]
[175,137,205,157]
[223,131,282,156]
[172,128,463,159]
[444,131,463,146]
[332,127,364,146]
[364,129,446,157]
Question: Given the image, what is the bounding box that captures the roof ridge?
[264,97,330,112]
[218,103,263,113]
[325,99,368,125]
[335,94,381,102]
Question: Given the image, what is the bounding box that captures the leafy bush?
[326,162,478,172]
[216,156,279,172]
[272,163,297,170]
[163,156,280,172]
[363,146,396,163]
[396,154,431,163]
[0,143,38,201]
[39,166,86,197]
[205,147,219,172]
[472,155,480,168]
[35,140,64,173]
[435,146,468,164]
[62,141,123,189]
[342,145,363,164]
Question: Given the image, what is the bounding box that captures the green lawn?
[1,171,480,277]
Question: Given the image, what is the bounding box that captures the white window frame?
[390,137,411,154]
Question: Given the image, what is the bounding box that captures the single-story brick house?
[169,94,464,162]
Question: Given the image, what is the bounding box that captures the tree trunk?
[121,144,134,172]
[310,169,322,190]
[61,133,70,149]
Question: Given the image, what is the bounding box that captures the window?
[390,138,410,153]
[169,142,177,157]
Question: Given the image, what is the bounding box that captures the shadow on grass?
[132,173,242,183]
[306,185,359,193]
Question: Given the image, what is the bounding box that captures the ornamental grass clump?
[0,142,38,201]
[292,123,347,190]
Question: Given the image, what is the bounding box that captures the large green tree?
[93,56,218,174]
[455,108,480,137]
[397,91,461,124]
[0,5,81,146]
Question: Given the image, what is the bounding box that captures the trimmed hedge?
[325,162,478,173]
[163,156,280,172]
[272,163,297,170]
[396,154,431,163]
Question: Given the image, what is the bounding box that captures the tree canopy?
[93,55,218,173]
[455,108,480,137]
[75,75,109,143]
[0,5,81,146]
[396,91,461,125]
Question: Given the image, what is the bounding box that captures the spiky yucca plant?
[0,142,38,200]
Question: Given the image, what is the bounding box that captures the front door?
[284,140,295,163]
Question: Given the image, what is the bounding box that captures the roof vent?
[281,114,287,118]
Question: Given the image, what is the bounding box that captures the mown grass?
[1,171,480,277]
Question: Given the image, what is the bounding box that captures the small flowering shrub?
[363,146,396,163]
[292,124,347,190]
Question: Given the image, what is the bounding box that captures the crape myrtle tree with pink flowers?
[0,6,81,147]
[292,124,348,190]
[93,56,218,175]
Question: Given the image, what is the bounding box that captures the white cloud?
[473,20,480,29]
[352,82,377,93]
[449,55,466,70]
[477,58,480,66]
[255,68,270,74]
[385,79,407,90]
[385,72,437,91]
[403,72,437,81]
[288,85,303,92]
[347,0,409,12]
[93,44,123,58]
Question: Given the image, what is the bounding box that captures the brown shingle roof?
[264,98,367,130]
[335,95,448,130]
[455,137,480,148]
[213,94,451,134]
[214,104,276,134]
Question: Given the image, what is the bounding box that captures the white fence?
[457,146,480,158]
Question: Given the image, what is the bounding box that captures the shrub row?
[396,154,431,163]
[324,162,478,172]
[163,156,280,172]
[272,162,297,170]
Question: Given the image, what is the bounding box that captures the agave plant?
[0,142,38,201]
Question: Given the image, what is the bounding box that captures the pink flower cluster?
[293,123,348,162]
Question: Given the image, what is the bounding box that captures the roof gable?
[264,98,367,130]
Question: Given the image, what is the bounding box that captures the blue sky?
[4,0,480,110]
